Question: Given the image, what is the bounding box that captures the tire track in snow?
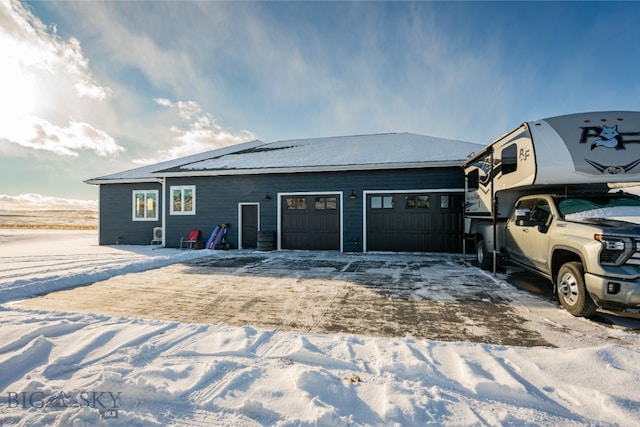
[0,255,144,281]
[187,329,285,406]
[161,323,232,360]
[431,343,589,424]
[0,335,53,391]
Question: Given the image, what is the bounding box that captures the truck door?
[505,198,553,274]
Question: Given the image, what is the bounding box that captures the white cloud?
[0,0,121,157]
[153,98,173,108]
[132,99,256,165]
[5,117,124,157]
[0,193,97,211]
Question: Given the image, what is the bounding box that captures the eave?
[153,160,465,178]
[84,177,164,186]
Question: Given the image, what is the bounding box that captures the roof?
[86,133,482,184]
[84,139,265,184]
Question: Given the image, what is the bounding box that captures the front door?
[241,204,258,249]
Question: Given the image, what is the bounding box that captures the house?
[85,133,482,252]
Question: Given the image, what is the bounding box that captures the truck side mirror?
[537,214,554,234]
[514,208,531,226]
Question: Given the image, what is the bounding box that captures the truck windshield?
[556,195,640,220]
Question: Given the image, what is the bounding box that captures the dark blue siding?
[165,167,463,251]
[98,183,162,245]
[98,167,463,250]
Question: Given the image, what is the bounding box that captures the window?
[371,196,393,209]
[170,186,195,215]
[531,199,552,224]
[440,195,450,209]
[405,196,416,208]
[285,197,307,210]
[467,169,479,189]
[513,199,535,222]
[417,195,429,208]
[315,197,337,210]
[501,144,518,175]
[405,195,429,208]
[132,190,158,221]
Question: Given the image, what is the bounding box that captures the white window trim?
[132,190,159,221]
[170,185,196,215]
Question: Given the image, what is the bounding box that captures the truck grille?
[628,240,640,266]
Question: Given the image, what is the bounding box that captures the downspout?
[97,184,101,245]
[161,177,166,248]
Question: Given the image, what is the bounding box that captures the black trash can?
[257,231,275,251]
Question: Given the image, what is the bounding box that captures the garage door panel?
[367,193,462,253]
[281,195,340,250]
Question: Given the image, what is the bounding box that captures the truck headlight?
[594,234,634,265]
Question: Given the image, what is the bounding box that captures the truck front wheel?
[476,240,492,271]
[557,262,597,317]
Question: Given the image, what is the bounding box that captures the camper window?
[467,169,479,189]
[502,144,518,175]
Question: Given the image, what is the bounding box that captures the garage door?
[281,195,340,250]
[366,192,463,252]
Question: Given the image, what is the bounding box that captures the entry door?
[241,204,258,249]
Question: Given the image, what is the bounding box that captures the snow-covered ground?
[1,230,639,426]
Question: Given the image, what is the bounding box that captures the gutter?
[153,160,467,178]
[160,177,166,248]
[84,160,469,184]
[84,177,164,185]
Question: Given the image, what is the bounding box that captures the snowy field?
[1,230,640,426]
[0,209,97,230]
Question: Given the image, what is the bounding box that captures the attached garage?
[280,193,341,250]
[365,191,464,252]
[86,133,482,253]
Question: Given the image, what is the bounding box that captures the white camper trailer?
[463,111,640,317]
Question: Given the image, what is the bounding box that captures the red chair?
[180,230,200,249]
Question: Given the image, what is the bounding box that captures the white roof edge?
[155,160,465,178]
[84,177,163,185]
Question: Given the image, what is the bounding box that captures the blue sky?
[1,0,639,206]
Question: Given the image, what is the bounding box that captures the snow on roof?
[85,139,266,184]
[86,133,482,183]
[174,133,481,174]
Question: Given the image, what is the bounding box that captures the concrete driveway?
[14,251,639,347]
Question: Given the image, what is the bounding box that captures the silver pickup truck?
[499,192,640,317]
